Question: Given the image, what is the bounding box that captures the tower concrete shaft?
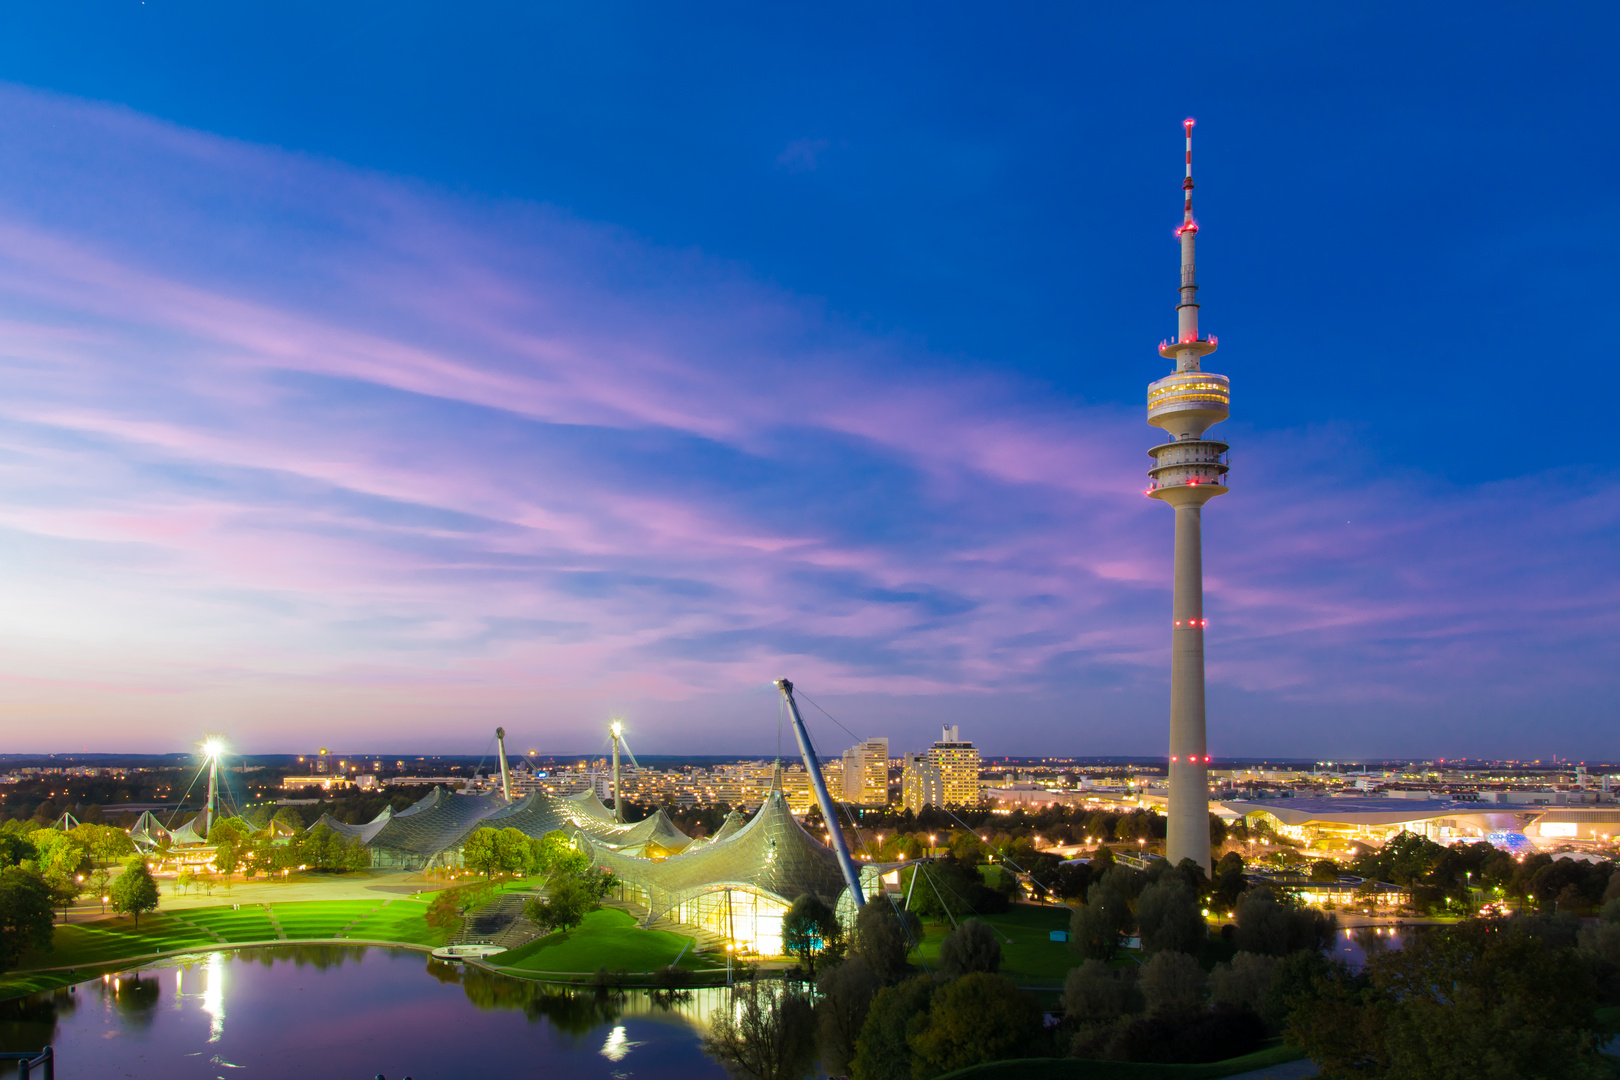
[1146,119,1229,875]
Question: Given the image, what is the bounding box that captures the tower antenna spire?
[1182,117,1196,229]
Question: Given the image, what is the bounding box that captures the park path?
[1221,1061,1317,1080]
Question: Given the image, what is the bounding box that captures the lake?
[0,946,730,1079]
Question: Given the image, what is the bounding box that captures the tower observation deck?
[1148,119,1228,874]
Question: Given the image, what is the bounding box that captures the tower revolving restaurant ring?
[1147,371,1229,433]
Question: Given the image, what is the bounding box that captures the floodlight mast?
[610,720,624,822]
[201,738,222,838]
[495,727,514,802]
[775,679,865,909]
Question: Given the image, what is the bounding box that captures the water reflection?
[0,987,76,1050]
[1332,923,1438,969]
[0,947,727,1078]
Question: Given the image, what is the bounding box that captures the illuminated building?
[901,752,943,813]
[930,726,982,807]
[1147,120,1230,874]
[841,738,890,807]
[585,788,872,955]
[902,727,981,811]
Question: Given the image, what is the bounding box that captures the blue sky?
[0,4,1613,758]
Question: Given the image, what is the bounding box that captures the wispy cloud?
[0,84,1612,756]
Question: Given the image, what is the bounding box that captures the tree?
[938,918,1001,978]
[110,857,161,928]
[44,870,82,922]
[782,893,840,975]
[908,972,1041,1077]
[1234,887,1335,956]
[1062,958,1138,1023]
[523,873,610,935]
[496,828,531,875]
[817,955,880,1077]
[209,818,252,884]
[461,828,504,877]
[1137,876,1207,954]
[0,866,54,973]
[1139,949,1204,1015]
[69,823,135,867]
[851,976,936,1080]
[0,832,38,869]
[90,865,113,913]
[1070,870,1135,960]
[1209,951,1279,1018]
[850,901,920,984]
[1311,859,1341,883]
[1290,918,1611,1080]
[702,978,817,1080]
[531,830,587,878]
[30,831,89,883]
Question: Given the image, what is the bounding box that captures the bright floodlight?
[202,738,225,759]
[610,720,623,738]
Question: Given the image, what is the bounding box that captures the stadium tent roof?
[684,809,747,852]
[311,805,394,844]
[481,793,691,855]
[585,790,847,922]
[358,787,695,865]
[603,808,691,856]
[168,816,206,845]
[565,789,615,822]
[367,787,506,860]
[483,791,612,839]
[128,811,170,849]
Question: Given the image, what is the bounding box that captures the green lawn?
[267,900,384,939]
[176,907,279,941]
[915,904,1077,982]
[936,1039,1307,1079]
[16,914,220,972]
[495,908,701,974]
[342,899,443,945]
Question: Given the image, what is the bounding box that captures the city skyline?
[0,9,1615,759]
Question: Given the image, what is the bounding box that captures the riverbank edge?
[0,939,747,1002]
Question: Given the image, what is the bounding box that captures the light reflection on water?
[0,946,728,1079]
[1331,924,1412,969]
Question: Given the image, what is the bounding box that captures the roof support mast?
[775,679,865,909]
[495,727,514,802]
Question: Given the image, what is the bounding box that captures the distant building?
[931,726,982,807]
[281,775,354,792]
[902,752,943,813]
[900,729,982,812]
[841,738,890,807]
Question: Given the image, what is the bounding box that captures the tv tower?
[1146,119,1230,874]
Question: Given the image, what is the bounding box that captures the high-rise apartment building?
[841,737,890,807]
[901,728,982,811]
[901,751,943,814]
[930,726,981,807]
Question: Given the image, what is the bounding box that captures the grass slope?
[914,904,1076,983]
[936,1040,1307,1080]
[0,896,455,1001]
[496,908,700,974]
